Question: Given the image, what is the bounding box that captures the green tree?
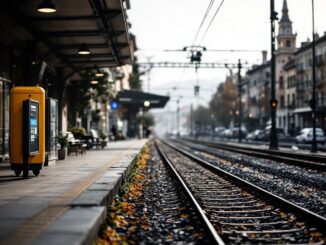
[66,70,115,126]
[139,112,155,127]
[191,105,212,125]
[209,76,237,127]
[187,105,213,135]
[129,58,145,90]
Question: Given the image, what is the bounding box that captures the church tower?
[275,0,297,133]
[277,0,296,54]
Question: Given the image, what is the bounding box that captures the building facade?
[293,35,326,131]
[245,62,271,129]
[245,0,326,135]
[283,59,296,135]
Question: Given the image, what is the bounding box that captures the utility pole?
[177,99,180,137]
[311,0,317,153]
[269,0,279,150]
[146,56,153,92]
[190,104,193,137]
[238,59,242,143]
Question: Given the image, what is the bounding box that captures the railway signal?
[194,85,200,96]
[190,51,202,63]
[270,99,278,112]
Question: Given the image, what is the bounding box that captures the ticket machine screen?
[23,100,39,155]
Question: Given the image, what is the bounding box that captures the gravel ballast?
[96,143,211,244]
[175,140,326,217]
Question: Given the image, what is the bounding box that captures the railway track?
[182,138,326,171]
[155,139,326,244]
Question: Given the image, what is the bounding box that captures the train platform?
[0,139,147,245]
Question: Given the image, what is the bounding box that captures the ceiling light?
[78,43,91,55]
[37,0,57,13]
[95,71,104,77]
[90,80,98,85]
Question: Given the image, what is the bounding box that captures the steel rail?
[190,137,326,162]
[154,140,225,245]
[183,138,326,171]
[162,139,326,233]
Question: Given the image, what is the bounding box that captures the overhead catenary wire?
[138,48,264,53]
[192,0,215,45]
[150,87,212,92]
[173,0,216,92]
[208,49,264,52]
[198,0,225,45]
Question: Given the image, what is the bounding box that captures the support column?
[48,68,66,132]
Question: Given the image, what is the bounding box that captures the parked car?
[231,127,247,139]
[263,126,287,141]
[295,128,325,144]
[221,129,233,138]
[214,127,225,137]
[246,129,265,141]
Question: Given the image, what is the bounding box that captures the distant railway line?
[181,138,326,171]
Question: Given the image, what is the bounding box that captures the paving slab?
[32,207,106,245]
[71,190,110,207]
[0,200,49,219]
[31,232,85,245]
[111,162,132,168]
[0,218,25,240]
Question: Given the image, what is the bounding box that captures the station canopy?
[117,90,170,109]
[1,0,135,69]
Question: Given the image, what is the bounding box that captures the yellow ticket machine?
[10,87,45,178]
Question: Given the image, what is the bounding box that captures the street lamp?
[311,0,317,153]
[269,0,279,150]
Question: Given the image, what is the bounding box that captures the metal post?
[147,69,150,92]
[176,99,180,137]
[238,59,242,143]
[190,104,193,137]
[269,0,279,149]
[311,0,317,153]
[146,56,153,92]
[2,78,5,158]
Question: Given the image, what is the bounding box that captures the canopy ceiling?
[1,0,135,70]
[117,90,170,109]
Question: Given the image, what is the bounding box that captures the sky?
[127,0,326,133]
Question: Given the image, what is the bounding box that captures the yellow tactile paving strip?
[1,150,132,245]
